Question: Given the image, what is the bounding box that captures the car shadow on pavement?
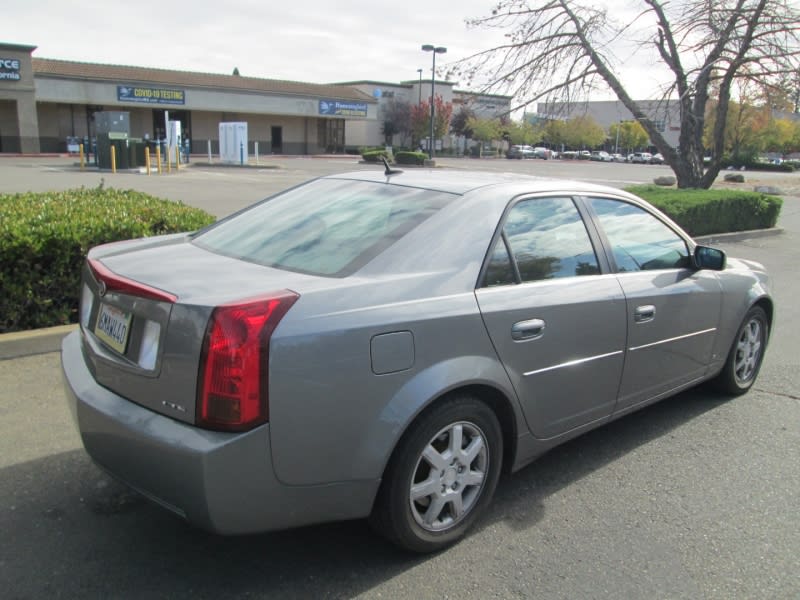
[0,388,728,599]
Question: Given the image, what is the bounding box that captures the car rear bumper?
[61,330,379,534]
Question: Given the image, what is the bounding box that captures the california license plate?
[94,303,132,354]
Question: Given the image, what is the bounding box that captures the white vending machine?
[219,122,248,164]
[166,120,182,162]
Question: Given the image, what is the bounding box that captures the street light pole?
[417,68,423,106]
[421,44,446,159]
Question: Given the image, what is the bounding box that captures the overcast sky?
[7,0,667,108]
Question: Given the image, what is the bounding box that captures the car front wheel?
[369,395,503,553]
[714,305,768,395]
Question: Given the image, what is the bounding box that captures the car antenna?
[381,156,403,176]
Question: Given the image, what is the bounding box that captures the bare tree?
[453,0,800,188]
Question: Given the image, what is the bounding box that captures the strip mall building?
[0,42,511,155]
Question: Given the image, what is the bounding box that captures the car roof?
[323,168,634,197]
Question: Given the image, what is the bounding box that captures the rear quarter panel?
[268,285,519,486]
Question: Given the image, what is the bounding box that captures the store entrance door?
[271,126,282,153]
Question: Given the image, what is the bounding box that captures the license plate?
[94,303,132,354]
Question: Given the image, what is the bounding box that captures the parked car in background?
[650,153,665,165]
[62,168,773,553]
[591,151,613,162]
[533,147,552,159]
[507,145,535,159]
[611,153,626,162]
[631,152,653,164]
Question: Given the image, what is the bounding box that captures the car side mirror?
[694,245,726,271]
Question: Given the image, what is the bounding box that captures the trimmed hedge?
[361,150,391,163]
[626,185,782,237]
[0,187,215,333]
[395,151,427,165]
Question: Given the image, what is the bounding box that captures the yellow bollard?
[145,150,151,176]
[111,145,117,174]
[79,144,85,171]
[156,146,162,174]
[175,145,180,171]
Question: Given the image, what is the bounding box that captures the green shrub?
[361,149,391,163]
[0,186,215,333]
[626,185,783,236]
[395,151,427,165]
[721,155,795,172]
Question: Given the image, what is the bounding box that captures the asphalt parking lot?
[1,156,798,599]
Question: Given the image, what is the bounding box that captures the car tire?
[369,395,503,553]
[714,306,768,395]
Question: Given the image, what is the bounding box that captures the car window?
[589,197,690,271]
[484,197,600,286]
[193,179,455,277]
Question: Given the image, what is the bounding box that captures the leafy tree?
[411,101,430,147]
[456,0,800,188]
[468,117,501,143]
[451,106,477,138]
[506,120,539,145]
[562,116,606,149]
[760,119,798,154]
[411,95,453,147]
[609,121,650,153]
[542,119,568,148]
[468,117,503,155]
[433,95,454,140]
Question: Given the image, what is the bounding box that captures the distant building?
[338,79,511,150]
[0,41,511,155]
[535,99,683,149]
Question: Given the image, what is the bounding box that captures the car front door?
[475,196,627,439]
[586,197,722,412]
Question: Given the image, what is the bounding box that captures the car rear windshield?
[193,178,456,277]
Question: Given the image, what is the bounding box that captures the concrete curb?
[694,227,784,244]
[0,324,76,360]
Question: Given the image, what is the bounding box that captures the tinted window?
[589,198,689,271]
[484,239,516,287]
[193,179,454,277]
[492,197,599,284]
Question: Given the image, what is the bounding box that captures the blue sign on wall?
[117,85,185,105]
[319,100,368,117]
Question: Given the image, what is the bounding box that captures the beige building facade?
[0,42,513,155]
[1,42,378,155]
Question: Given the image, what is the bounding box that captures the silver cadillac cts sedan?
[61,169,772,552]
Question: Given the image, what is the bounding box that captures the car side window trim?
[580,195,693,274]
[476,194,609,289]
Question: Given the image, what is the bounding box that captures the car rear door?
[475,196,627,440]
[585,197,722,412]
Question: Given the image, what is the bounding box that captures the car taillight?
[197,291,299,432]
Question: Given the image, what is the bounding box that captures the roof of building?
[453,89,513,100]
[32,58,376,102]
[0,42,37,52]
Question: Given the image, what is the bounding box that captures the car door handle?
[634,305,656,323]
[511,319,546,341]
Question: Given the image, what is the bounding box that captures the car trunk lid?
[80,236,315,425]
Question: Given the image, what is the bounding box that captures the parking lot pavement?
[1,157,798,598]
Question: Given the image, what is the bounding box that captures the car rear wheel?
[714,305,768,395]
[369,395,502,553]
